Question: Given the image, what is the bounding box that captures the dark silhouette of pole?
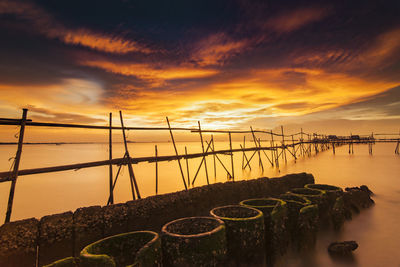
[166,117,188,190]
[108,113,114,205]
[119,111,141,200]
[5,108,27,223]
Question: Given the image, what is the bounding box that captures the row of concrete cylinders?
[45,184,344,267]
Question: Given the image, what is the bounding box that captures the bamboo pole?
[166,117,188,190]
[191,140,213,185]
[108,113,114,205]
[5,108,27,223]
[271,130,279,167]
[257,138,273,166]
[243,150,257,169]
[155,145,158,194]
[250,127,263,170]
[198,121,209,185]
[107,153,127,205]
[229,132,234,180]
[185,146,190,186]
[206,140,232,178]
[242,136,245,169]
[211,135,216,179]
[119,111,141,200]
[281,126,287,163]
[291,135,296,160]
[239,144,252,170]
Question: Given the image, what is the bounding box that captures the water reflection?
[0,143,399,266]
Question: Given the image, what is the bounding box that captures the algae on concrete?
[80,231,161,267]
[161,217,227,267]
[210,205,265,265]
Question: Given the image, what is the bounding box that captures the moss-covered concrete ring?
[239,198,289,260]
[79,231,161,267]
[43,257,78,267]
[305,184,343,204]
[161,216,227,267]
[278,193,312,244]
[305,184,343,194]
[210,205,265,264]
[290,188,327,227]
[297,204,319,250]
[289,188,325,204]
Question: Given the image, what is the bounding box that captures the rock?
[344,187,374,215]
[328,241,358,256]
[360,185,374,196]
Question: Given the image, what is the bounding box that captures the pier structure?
[0,109,399,223]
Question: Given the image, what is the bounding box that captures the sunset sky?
[0,0,399,140]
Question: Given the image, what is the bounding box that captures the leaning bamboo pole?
[5,109,27,223]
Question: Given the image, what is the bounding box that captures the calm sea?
[0,141,399,266]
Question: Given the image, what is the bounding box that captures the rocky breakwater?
[0,173,314,267]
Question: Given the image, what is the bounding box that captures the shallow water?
[0,141,399,266]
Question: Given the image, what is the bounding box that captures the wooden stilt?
[192,140,213,185]
[291,135,296,160]
[119,111,141,200]
[206,141,232,178]
[257,138,273,166]
[281,126,287,163]
[108,113,114,205]
[242,136,245,169]
[229,132,234,180]
[166,117,188,190]
[198,121,209,185]
[250,127,263,171]
[5,108,27,223]
[185,146,190,186]
[155,145,158,194]
[211,136,216,179]
[240,144,252,170]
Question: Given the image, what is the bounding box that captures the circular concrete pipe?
[161,217,227,267]
[239,198,289,264]
[210,205,265,265]
[79,231,161,267]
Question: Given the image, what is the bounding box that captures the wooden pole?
[5,108,27,223]
[185,146,190,186]
[166,117,188,190]
[155,145,158,194]
[239,144,252,170]
[242,136,245,169]
[198,121,209,185]
[281,126,287,163]
[211,135,216,179]
[291,135,296,160]
[229,132,234,180]
[257,138,273,166]
[250,126,263,171]
[300,128,304,157]
[108,113,114,205]
[206,140,232,178]
[119,111,141,200]
[191,140,213,185]
[271,130,279,167]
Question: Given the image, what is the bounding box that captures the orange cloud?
[266,7,330,33]
[191,33,248,66]
[0,0,150,54]
[82,60,218,82]
[363,28,400,67]
[60,29,150,54]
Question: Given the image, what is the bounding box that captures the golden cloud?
[191,33,249,66]
[82,60,218,82]
[0,0,150,54]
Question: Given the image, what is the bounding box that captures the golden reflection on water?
[0,142,399,266]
